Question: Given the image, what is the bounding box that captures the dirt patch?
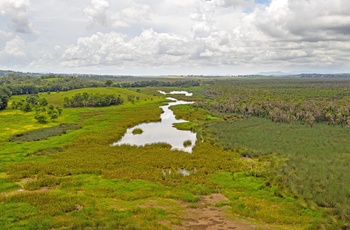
[173,193,267,230]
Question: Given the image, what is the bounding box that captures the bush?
[132,128,143,135]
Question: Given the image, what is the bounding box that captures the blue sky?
[255,0,270,4]
[1,0,350,75]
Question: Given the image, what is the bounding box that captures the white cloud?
[61,29,193,68]
[84,0,110,27]
[2,0,350,74]
[111,2,151,28]
[0,0,32,33]
[209,0,253,8]
[4,36,26,57]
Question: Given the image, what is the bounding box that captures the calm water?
[112,92,197,153]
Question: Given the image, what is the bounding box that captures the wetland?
[113,92,197,153]
[0,75,349,229]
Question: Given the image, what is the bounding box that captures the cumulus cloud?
[2,0,350,74]
[254,0,350,42]
[209,0,253,8]
[61,29,193,67]
[4,36,26,57]
[84,0,110,27]
[0,0,32,33]
[111,2,151,28]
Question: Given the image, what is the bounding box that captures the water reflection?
[112,93,197,153]
[158,90,193,97]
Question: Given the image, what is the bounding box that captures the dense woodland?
[63,92,124,108]
[199,79,350,127]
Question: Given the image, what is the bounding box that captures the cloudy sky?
[1,0,350,75]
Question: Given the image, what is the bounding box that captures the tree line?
[0,75,105,95]
[198,79,350,128]
[114,80,200,88]
[63,92,124,108]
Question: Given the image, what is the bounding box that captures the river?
[112,91,197,153]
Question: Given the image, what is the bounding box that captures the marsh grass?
[209,172,326,228]
[183,140,192,147]
[28,146,65,157]
[206,117,350,226]
[9,124,81,142]
[0,87,330,229]
[132,128,143,135]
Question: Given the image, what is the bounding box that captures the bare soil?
[173,193,268,230]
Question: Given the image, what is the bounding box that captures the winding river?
[112,91,197,153]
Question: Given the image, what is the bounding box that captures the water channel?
[112,91,197,153]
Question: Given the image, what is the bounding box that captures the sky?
[1,0,350,76]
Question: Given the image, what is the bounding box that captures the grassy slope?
[0,88,328,229]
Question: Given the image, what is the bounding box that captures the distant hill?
[0,70,44,77]
[2,69,350,79]
[256,71,290,76]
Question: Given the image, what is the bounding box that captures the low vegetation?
[183,140,192,147]
[9,124,80,142]
[198,78,350,228]
[0,76,349,229]
[132,128,143,135]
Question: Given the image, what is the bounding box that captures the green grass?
[0,87,332,229]
[42,87,157,107]
[206,117,350,226]
[209,172,326,229]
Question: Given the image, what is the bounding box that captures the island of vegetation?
[0,72,349,229]
[132,128,143,135]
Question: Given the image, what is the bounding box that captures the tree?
[26,94,39,104]
[38,97,48,106]
[0,87,11,111]
[105,80,113,87]
[34,112,48,123]
[0,94,9,110]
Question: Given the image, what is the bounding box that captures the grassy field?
[206,117,350,227]
[0,87,338,229]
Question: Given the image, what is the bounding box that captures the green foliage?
[63,92,123,107]
[0,74,105,95]
[26,94,39,104]
[206,117,350,224]
[105,79,113,87]
[12,95,63,123]
[0,87,11,110]
[9,124,80,142]
[132,128,143,135]
[0,85,334,229]
[34,112,48,123]
[183,140,192,147]
[201,79,350,127]
[208,172,328,227]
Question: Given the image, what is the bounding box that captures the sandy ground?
[172,193,267,230]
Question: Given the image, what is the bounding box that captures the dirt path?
[173,193,267,230]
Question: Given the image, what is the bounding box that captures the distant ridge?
[256,71,289,76]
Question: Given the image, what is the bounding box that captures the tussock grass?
[9,124,80,142]
[206,117,350,227]
[132,128,143,135]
